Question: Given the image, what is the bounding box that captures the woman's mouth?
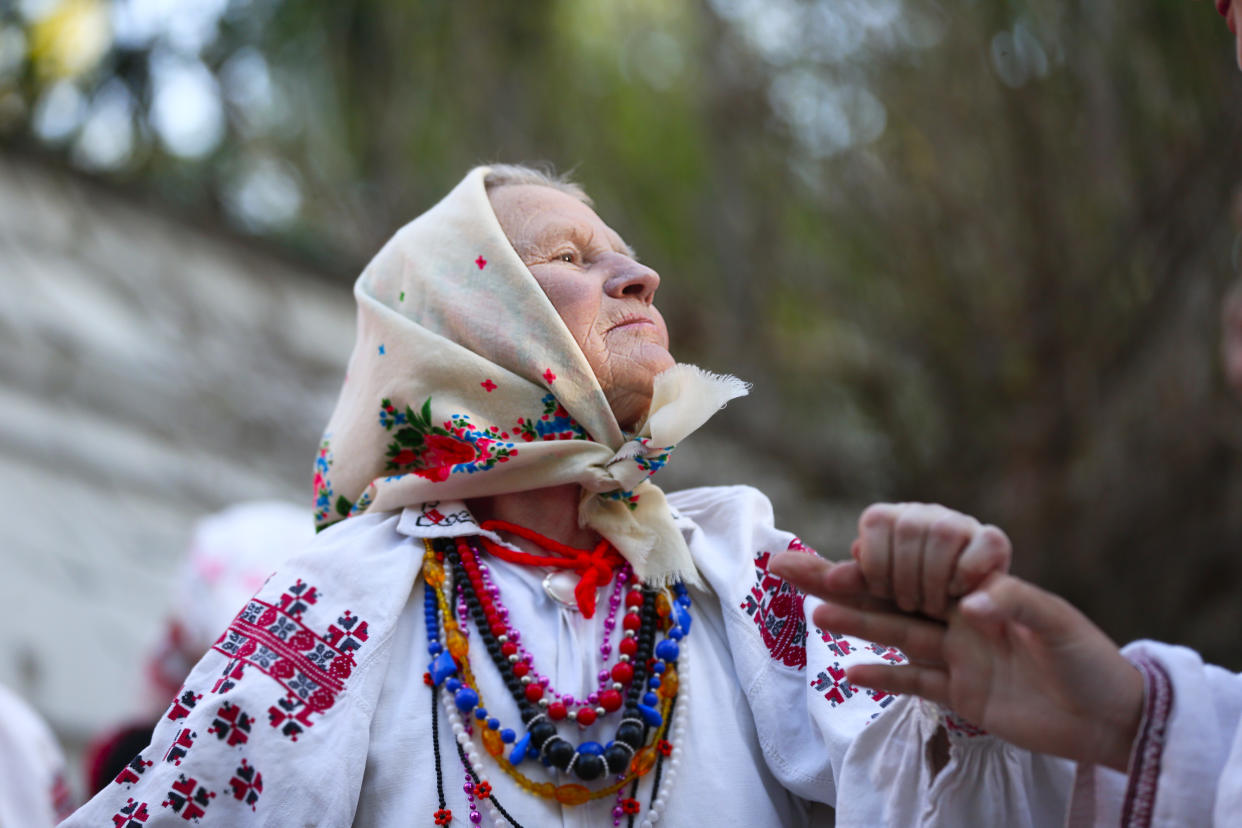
[608,315,655,332]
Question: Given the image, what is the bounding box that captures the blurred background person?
[0,681,74,827]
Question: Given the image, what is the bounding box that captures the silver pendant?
[543,570,595,612]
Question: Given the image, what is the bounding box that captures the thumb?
[960,574,1080,642]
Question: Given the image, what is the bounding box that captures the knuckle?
[893,512,924,542]
[865,564,889,584]
[859,503,895,532]
[978,525,1012,556]
[927,517,964,546]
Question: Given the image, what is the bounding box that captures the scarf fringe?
[645,364,751,447]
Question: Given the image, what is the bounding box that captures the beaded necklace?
[423,535,692,826]
[435,537,679,775]
[460,545,634,725]
[452,536,667,735]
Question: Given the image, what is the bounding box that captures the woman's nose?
[602,254,661,303]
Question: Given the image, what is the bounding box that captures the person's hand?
[845,502,1012,619]
[769,555,1145,773]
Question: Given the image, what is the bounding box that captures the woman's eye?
[557,252,577,264]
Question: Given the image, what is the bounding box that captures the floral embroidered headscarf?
[315,167,746,585]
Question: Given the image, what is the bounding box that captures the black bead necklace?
[442,537,669,781]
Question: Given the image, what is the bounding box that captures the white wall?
[0,153,354,773]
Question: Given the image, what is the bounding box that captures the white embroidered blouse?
[62,486,1073,827]
[1068,640,1242,828]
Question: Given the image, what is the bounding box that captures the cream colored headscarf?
[314,167,747,586]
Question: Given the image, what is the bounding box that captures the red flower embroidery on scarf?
[542,368,556,384]
[411,434,479,481]
[380,397,517,482]
[481,379,497,392]
[375,394,590,493]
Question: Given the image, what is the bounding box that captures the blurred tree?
[2,0,1240,665]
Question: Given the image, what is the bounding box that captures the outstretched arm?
[771,548,1145,773]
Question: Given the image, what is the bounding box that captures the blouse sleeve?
[670,484,1074,827]
[1068,640,1242,828]
[59,512,421,827]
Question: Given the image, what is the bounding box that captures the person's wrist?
[1098,659,1145,773]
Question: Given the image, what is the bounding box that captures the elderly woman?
[64,166,1070,826]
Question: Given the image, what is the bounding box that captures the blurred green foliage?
[2,0,1241,665]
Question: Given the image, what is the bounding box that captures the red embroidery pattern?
[786,536,817,555]
[211,580,369,742]
[866,687,898,712]
[228,760,264,811]
[811,662,855,706]
[821,630,854,657]
[161,774,216,822]
[163,728,196,766]
[115,754,154,787]
[112,798,150,826]
[810,652,900,715]
[379,397,518,482]
[166,690,203,721]
[864,641,907,665]
[1122,654,1173,828]
[812,632,905,714]
[741,549,808,669]
[207,702,253,746]
[944,711,987,738]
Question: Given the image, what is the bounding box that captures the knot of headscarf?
[476,521,625,617]
[313,167,748,587]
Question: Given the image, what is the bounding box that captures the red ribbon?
[477,520,625,618]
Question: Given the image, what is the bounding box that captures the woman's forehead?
[492,184,633,255]
[530,218,634,256]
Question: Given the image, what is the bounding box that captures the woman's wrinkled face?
[489,184,675,431]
